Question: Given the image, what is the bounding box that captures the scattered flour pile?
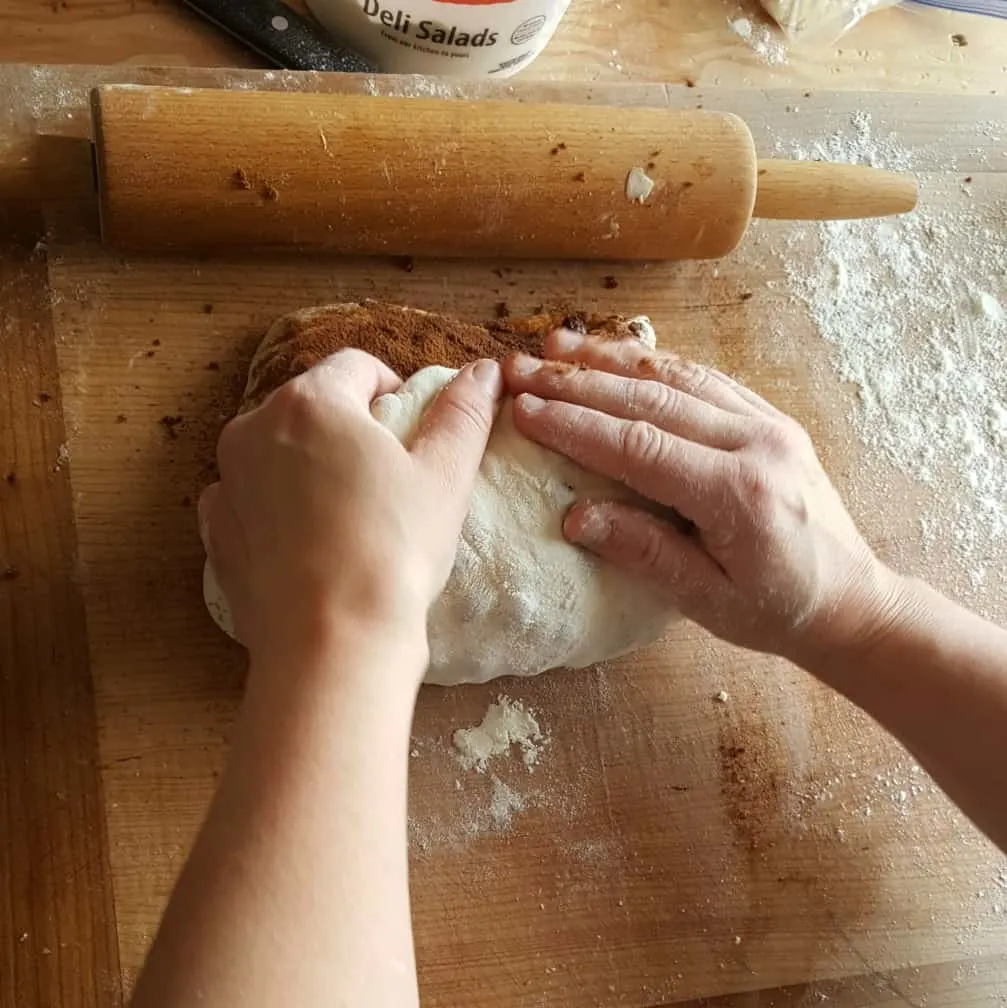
[453,695,549,772]
[760,111,1007,592]
[409,696,556,847]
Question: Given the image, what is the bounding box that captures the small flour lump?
[202,302,679,686]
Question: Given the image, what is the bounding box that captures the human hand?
[199,350,502,675]
[503,330,907,663]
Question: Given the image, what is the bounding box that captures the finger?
[706,368,788,419]
[410,359,503,503]
[564,499,728,616]
[512,393,726,522]
[546,328,758,416]
[291,348,402,412]
[504,353,748,450]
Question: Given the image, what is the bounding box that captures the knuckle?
[321,346,373,375]
[618,522,667,572]
[757,418,808,457]
[332,347,370,367]
[269,376,320,420]
[216,415,246,466]
[620,419,666,469]
[442,390,493,437]
[627,378,679,421]
[733,457,775,517]
[655,355,709,395]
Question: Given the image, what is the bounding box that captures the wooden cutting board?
[2,65,1006,1008]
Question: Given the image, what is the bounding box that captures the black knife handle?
[181,0,378,73]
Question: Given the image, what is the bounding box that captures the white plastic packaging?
[757,0,898,41]
[760,0,1007,42]
[307,0,570,76]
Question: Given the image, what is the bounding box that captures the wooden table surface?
[1,0,1007,94]
[1,3,1006,1008]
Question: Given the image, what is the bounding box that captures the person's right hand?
[503,329,911,663]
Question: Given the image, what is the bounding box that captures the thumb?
[410,359,502,500]
[564,499,726,614]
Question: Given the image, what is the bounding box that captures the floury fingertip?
[470,358,502,390]
[551,328,584,354]
[566,504,611,547]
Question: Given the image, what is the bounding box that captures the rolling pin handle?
[752,159,918,221]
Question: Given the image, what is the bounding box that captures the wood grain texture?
[94,88,758,259]
[0,0,1005,95]
[672,951,1007,1006]
[3,65,1007,1007]
[49,200,1007,1007]
[0,205,120,1008]
[92,87,918,256]
[752,160,917,219]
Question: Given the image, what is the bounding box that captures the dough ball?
[203,302,677,685]
[376,366,678,684]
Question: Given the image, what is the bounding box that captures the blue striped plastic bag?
[911,0,1007,14]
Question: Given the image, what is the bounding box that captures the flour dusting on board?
[407,679,619,850]
[755,112,1007,597]
[408,695,553,848]
[453,695,549,772]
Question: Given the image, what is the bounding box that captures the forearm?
[803,577,1007,852]
[132,623,427,1008]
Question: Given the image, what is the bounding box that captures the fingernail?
[517,393,547,413]
[472,358,501,389]
[510,354,542,376]
[569,505,610,546]
[552,327,583,354]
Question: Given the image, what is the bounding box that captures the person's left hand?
[199,350,502,678]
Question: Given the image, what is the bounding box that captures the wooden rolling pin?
[91,86,917,261]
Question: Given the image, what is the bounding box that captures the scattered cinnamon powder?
[243,302,540,409]
[541,360,583,376]
[636,356,662,379]
[159,415,184,440]
[718,725,788,857]
[241,301,647,411]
